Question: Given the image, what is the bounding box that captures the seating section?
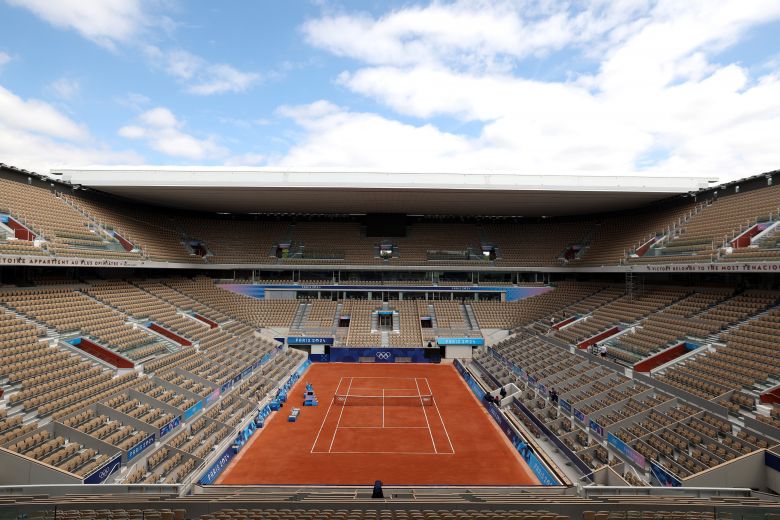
[279,221,375,263]
[0,179,141,260]
[607,289,733,363]
[138,446,196,484]
[472,282,604,330]
[166,277,298,328]
[13,498,780,520]
[658,295,780,400]
[631,183,780,263]
[573,201,696,267]
[1,171,780,267]
[485,220,593,267]
[0,275,306,487]
[6,429,112,477]
[723,223,780,261]
[198,510,571,520]
[476,327,777,484]
[63,194,197,263]
[63,409,150,452]
[175,217,288,264]
[0,288,160,360]
[0,239,49,256]
[553,287,689,346]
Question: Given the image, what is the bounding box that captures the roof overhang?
[54,167,717,217]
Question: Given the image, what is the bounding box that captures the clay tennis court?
[217,363,540,486]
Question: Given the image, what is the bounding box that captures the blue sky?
[0,0,779,182]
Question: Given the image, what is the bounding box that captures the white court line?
[348,377,420,380]
[310,376,343,453]
[327,376,353,453]
[327,450,451,455]
[337,426,429,429]
[424,377,455,455]
[382,388,385,428]
[415,377,437,454]
[347,387,419,391]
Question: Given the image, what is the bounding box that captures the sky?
[0,0,779,182]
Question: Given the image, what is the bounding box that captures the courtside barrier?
[453,360,561,486]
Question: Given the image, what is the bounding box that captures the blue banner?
[126,434,155,461]
[259,351,273,365]
[559,398,571,414]
[590,419,604,438]
[183,400,204,421]
[512,398,593,480]
[281,360,311,393]
[159,415,182,438]
[324,347,438,363]
[454,359,486,400]
[287,336,334,345]
[83,453,121,484]
[607,432,646,468]
[256,404,272,426]
[517,366,528,381]
[198,445,236,485]
[767,450,780,472]
[650,460,682,487]
[573,408,587,424]
[436,337,485,346]
[486,402,559,486]
[205,388,221,406]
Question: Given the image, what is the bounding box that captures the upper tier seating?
[0,179,140,260]
[63,195,197,263]
[485,220,593,267]
[631,183,780,263]
[573,200,695,267]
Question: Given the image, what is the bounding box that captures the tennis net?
[333,394,433,406]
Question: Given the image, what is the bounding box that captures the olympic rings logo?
[375,352,392,360]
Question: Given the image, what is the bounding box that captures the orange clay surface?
[216,363,540,486]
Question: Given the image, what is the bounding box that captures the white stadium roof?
[54,167,717,217]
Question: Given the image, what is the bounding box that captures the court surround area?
[217,363,540,486]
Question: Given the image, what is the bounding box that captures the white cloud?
[138,107,178,128]
[115,92,151,110]
[0,84,141,173]
[47,77,81,100]
[0,84,88,141]
[10,1,258,96]
[224,153,267,166]
[0,52,11,69]
[143,46,261,95]
[119,107,228,160]
[188,64,261,96]
[277,101,473,169]
[6,0,150,49]
[302,0,652,71]
[289,0,780,181]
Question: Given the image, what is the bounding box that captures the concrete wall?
[445,345,473,359]
[683,450,766,489]
[0,448,81,485]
